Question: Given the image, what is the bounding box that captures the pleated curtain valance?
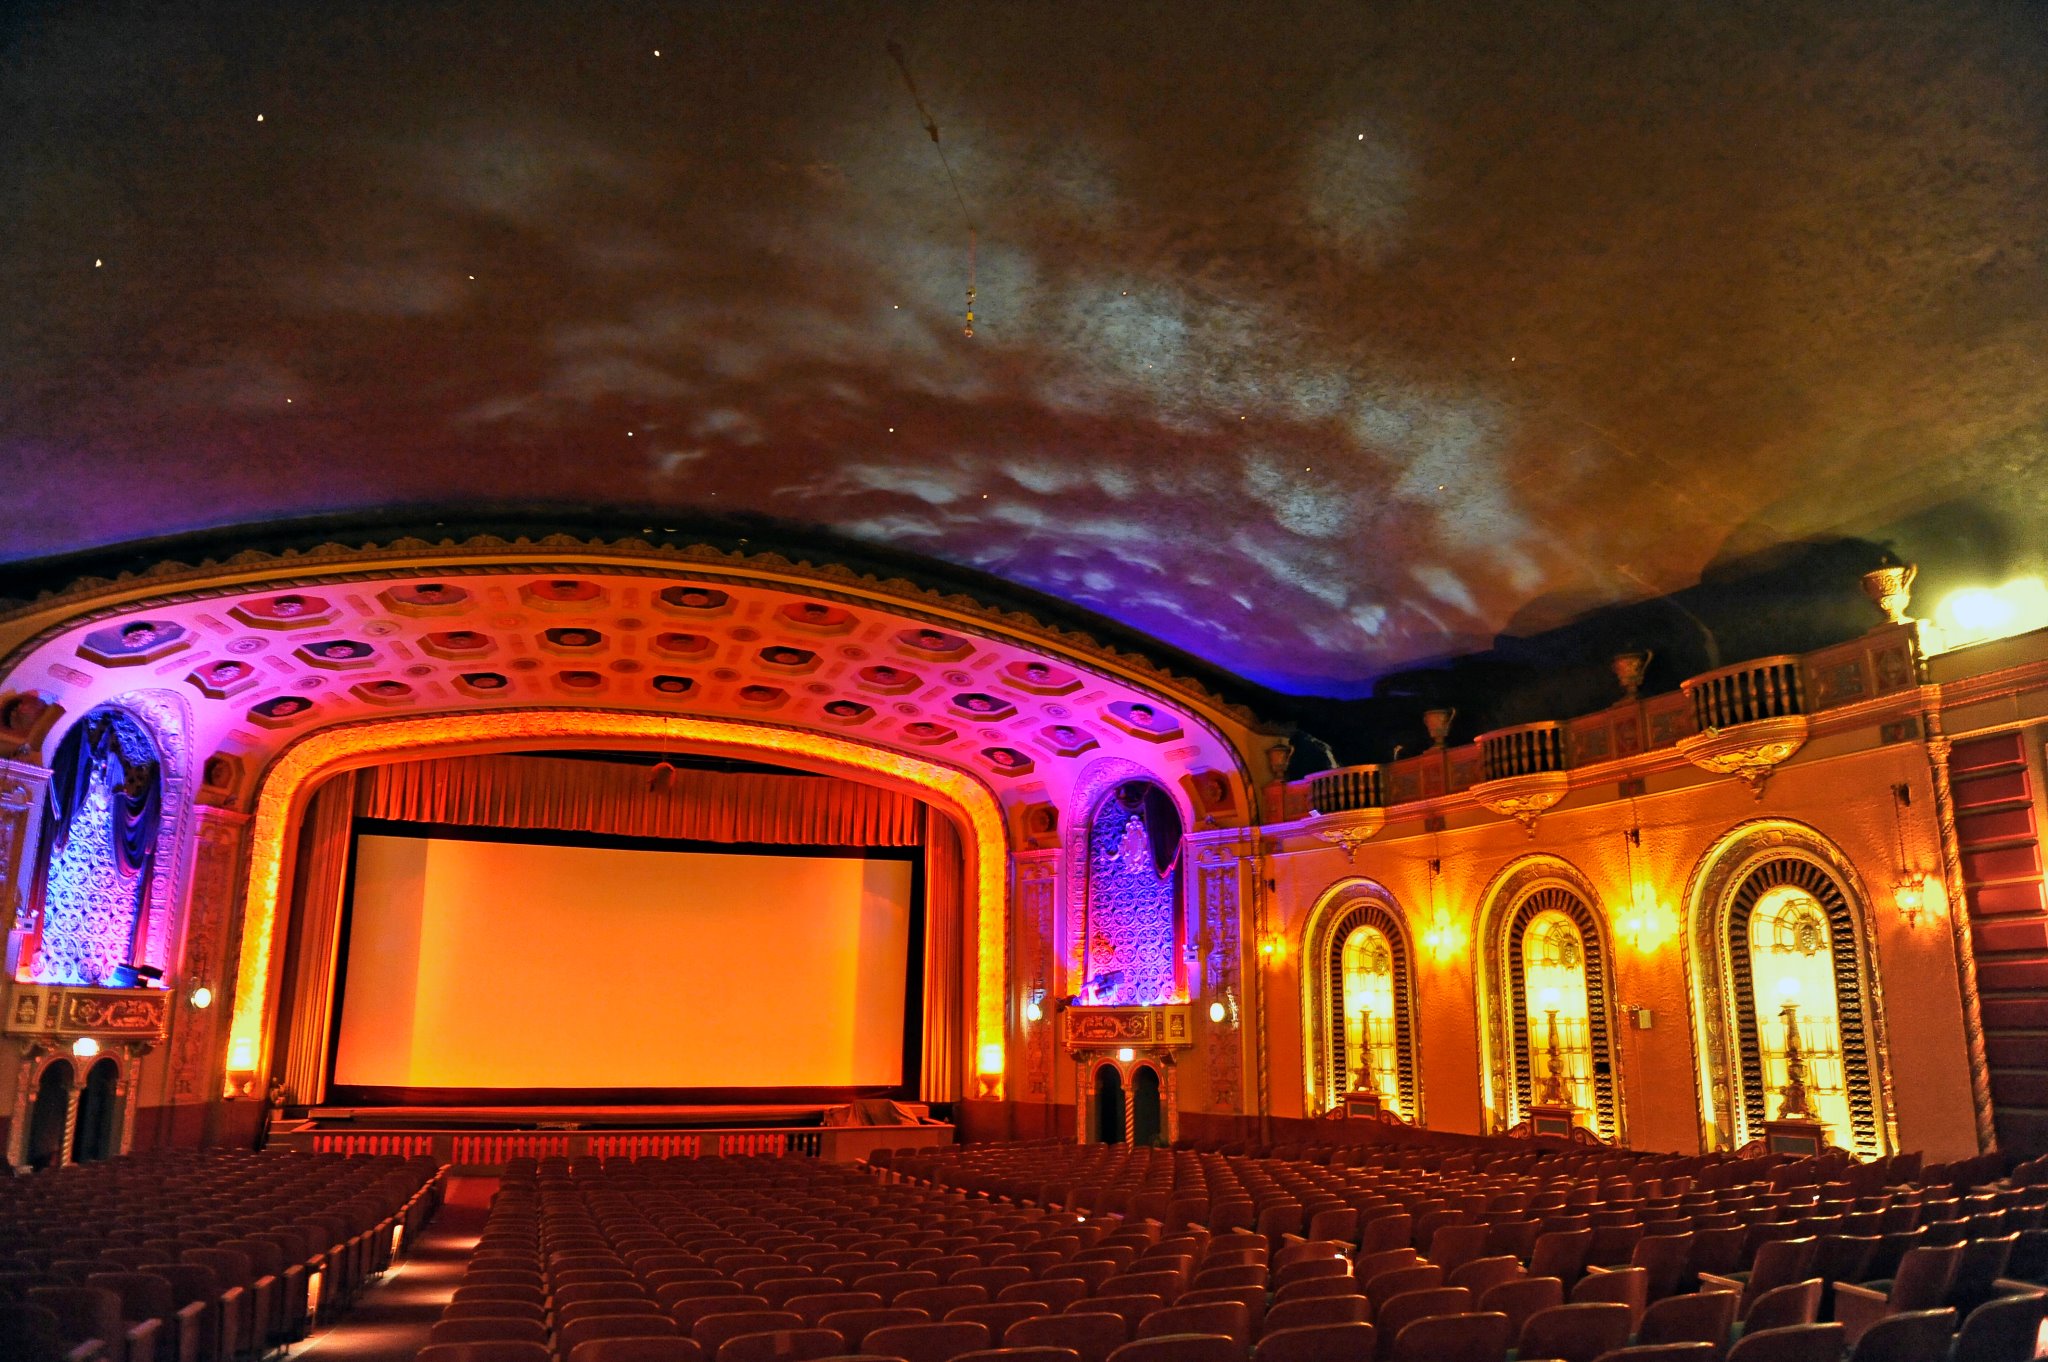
[355,752,923,846]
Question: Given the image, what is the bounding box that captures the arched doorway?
[1093,1064,1127,1144]
[1477,857,1623,1142]
[27,1061,73,1171]
[71,1058,120,1163]
[1688,821,1892,1157]
[1132,1066,1163,1145]
[1303,882,1421,1120]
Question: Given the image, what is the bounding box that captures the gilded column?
[167,806,251,1109]
[0,758,53,977]
[1924,716,1998,1153]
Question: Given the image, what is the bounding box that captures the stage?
[272,1102,955,1166]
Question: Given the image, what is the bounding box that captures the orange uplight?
[229,708,1010,1099]
[978,1042,1005,1074]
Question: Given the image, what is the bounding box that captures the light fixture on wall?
[72,1036,101,1058]
[976,1041,1005,1099]
[1421,855,1461,961]
[188,985,214,1010]
[1208,999,1227,1023]
[1617,826,1674,952]
[1023,998,1043,1023]
[1116,1047,1135,1063]
[1890,783,1934,929]
[1259,933,1286,962]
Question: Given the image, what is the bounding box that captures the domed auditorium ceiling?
[3,2,2045,696]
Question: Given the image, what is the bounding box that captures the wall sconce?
[1618,896,1675,952]
[976,1042,1005,1099]
[71,1036,100,1058]
[1023,998,1043,1023]
[1117,1047,1136,1063]
[1208,999,1228,1024]
[1259,933,1286,962]
[1422,911,1461,961]
[188,985,213,1010]
[1894,872,1932,929]
[1889,784,1935,929]
[225,1035,258,1098]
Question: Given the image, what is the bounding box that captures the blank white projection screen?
[332,834,914,1090]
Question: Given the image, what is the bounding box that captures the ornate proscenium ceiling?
[4,3,2046,696]
[0,544,1256,831]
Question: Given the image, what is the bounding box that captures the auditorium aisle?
[296,1175,493,1362]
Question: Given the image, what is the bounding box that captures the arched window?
[1521,906,1597,1127]
[1477,859,1621,1142]
[31,707,164,987]
[1691,824,1889,1157]
[1081,780,1182,1006]
[1304,884,1420,1120]
[1746,886,1852,1145]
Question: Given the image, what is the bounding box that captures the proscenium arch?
[1300,879,1421,1122]
[1475,855,1624,1142]
[1684,819,1895,1157]
[225,707,1011,1097]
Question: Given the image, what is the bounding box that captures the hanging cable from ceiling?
[886,39,978,338]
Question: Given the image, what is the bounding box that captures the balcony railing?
[1308,765,1384,815]
[1478,721,1569,781]
[1684,655,1805,730]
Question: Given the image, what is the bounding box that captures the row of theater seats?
[0,1149,443,1362]
[417,1140,2048,1362]
[890,1138,2048,1359]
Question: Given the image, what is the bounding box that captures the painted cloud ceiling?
[3,1,2045,695]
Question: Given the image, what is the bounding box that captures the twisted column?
[1925,718,1998,1153]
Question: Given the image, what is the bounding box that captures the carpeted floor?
[287,1175,495,1362]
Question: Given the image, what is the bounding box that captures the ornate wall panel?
[1194,838,1245,1113]
[1016,850,1058,1102]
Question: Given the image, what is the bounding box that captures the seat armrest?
[1696,1271,1747,1294]
[1990,1278,2048,1297]
[64,1343,105,1362]
[1832,1281,1891,1347]
[124,1316,161,1362]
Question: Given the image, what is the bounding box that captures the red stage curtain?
[922,808,966,1102]
[358,753,922,845]
[276,771,358,1104]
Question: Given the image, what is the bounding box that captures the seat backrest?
[1953,1291,2048,1361]
[1516,1302,1632,1362]
[1887,1244,1963,1311]
[713,1327,848,1362]
[1260,1293,1370,1334]
[1724,1322,1845,1362]
[417,1342,554,1362]
[1248,1322,1375,1362]
[1572,1266,1648,1326]
[1446,1255,1524,1297]
[1637,1290,1739,1349]
[1374,1286,1472,1343]
[1476,1275,1563,1338]
[693,1310,806,1352]
[567,1338,707,1362]
[560,1314,682,1353]
[863,1319,994,1362]
[1104,1335,1245,1362]
[1005,1311,1129,1362]
[1365,1264,1442,1309]
[1845,1307,1954,1362]
[25,1284,123,1348]
[1742,1280,1822,1334]
[1134,1301,1248,1345]
[85,1270,174,1322]
[1945,1233,2016,1310]
[1386,1310,1510,1362]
